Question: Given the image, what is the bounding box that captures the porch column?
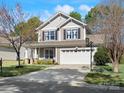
[55,48,60,64]
[83,27,86,40]
[34,48,38,61]
[24,48,28,64]
[25,48,28,59]
[55,48,58,62]
[30,49,34,64]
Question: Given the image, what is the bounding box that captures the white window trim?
[65,28,79,40]
[44,31,57,41]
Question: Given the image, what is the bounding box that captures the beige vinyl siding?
[42,16,67,31]
[62,21,80,28]
[38,30,43,42]
[80,27,85,40]
[38,13,86,42]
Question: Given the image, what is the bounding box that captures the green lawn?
[84,64,124,87]
[119,64,124,79]
[2,60,24,67]
[0,60,48,77]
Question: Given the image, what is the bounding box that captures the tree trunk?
[113,62,119,73]
[17,51,21,67]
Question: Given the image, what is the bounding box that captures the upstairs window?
[44,31,57,41]
[64,28,80,40]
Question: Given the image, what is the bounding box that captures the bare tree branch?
[0,3,35,67]
[96,0,124,72]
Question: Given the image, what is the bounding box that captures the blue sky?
[0,0,100,21]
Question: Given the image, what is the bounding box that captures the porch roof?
[23,40,86,48]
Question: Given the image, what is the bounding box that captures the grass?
[85,73,124,86]
[0,60,48,77]
[84,64,124,87]
[2,60,24,67]
[119,64,124,79]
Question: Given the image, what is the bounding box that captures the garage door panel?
[60,49,92,64]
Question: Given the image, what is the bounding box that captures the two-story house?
[24,12,104,66]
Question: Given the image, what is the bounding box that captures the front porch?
[24,47,58,64]
[23,40,85,64]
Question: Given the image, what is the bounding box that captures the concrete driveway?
[18,65,89,84]
[0,65,124,93]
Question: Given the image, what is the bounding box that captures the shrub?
[94,47,110,66]
[93,65,112,73]
[36,59,56,65]
[37,60,42,64]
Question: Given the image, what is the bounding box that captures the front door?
[45,48,55,59]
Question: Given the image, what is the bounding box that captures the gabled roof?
[36,12,87,31]
[58,17,86,29]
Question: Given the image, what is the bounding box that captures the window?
[45,50,49,58]
[65,28,80,40]
[45,49,55,59]
[50,31,55,40]
[72,29,78,39]
[49,49,54,58]
[66,30,71,39]
[44,31,56,41]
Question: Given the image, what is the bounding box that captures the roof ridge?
[36,12,69,30]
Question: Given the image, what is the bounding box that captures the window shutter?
[64,29,66,40]
[42,31,44,41]
[78,28,80,39]
[56,30,57,40]
[38,33,41,41]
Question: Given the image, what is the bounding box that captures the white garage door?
[60,48,97,65]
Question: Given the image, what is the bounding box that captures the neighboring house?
[0,37,25,60]
[24,12,104,66]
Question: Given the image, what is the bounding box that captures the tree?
[27,17,41,30]
[70,11,92,34]
[95,0,124,72]
[27,17,42,41]
[94,47,110,66]
[16,17,41,41]
[15,22,29,36]
[85,7,99,31]
[69,11,82,21]
[0,3,36,67]
[85,6,109,32]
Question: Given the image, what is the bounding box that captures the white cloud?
[40,10,52,21]
[55,5,74,14]
[44,10,52,18]
[79,4,92,12]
